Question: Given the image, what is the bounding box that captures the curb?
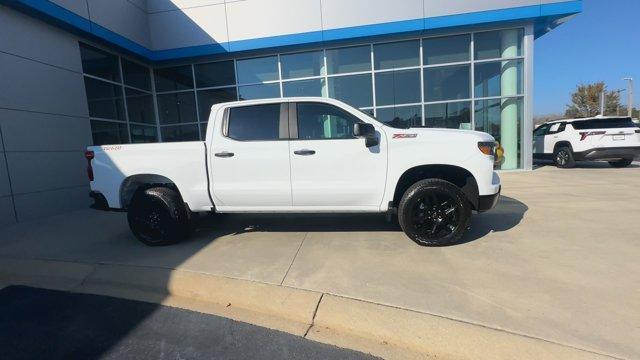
[0,258,617,360]
[309,294,613,360]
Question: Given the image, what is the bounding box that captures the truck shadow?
[189,196,527,247]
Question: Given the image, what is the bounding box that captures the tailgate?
[579,127,640,148]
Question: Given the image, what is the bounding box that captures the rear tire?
[127,187,190,246]
[398,179,471,246]
[608,159,633,168]
[553,146,575,168]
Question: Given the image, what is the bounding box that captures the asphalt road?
[0,286,377,360]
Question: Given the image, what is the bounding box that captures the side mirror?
[354,123,379,148]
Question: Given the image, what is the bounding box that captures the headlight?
[478,141,504,165]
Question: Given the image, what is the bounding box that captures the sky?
[534,0,639,116]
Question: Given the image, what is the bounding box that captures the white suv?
[533,116,640,168]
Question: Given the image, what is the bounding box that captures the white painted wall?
[43,0,575,51]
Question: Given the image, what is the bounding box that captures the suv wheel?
[127,187,190,246]
[553,146,575,168]
[398,179,471,246]
[608,159,633,168]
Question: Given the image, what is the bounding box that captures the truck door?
[288,102,387,209]
[210,102,292,208]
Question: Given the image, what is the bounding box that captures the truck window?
[227,104,281,141]
[571,117,636,130]
[296,102,358,140]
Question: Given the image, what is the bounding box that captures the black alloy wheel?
[398,179,471,246]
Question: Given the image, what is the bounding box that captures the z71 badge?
[392,134,418,139]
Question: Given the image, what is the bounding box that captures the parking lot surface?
[0,163,638,359]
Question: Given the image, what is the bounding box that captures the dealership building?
[0,0,581,226]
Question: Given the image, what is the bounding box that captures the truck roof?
[210,97,343,111]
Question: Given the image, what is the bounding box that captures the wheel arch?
[553,141,573,153]
[392,164,480,210]
[120,174,180,209]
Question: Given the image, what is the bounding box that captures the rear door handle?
[214,151,234,158]
[294,149,316,156]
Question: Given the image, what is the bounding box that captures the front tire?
[553,146,575,168]
[608,159,633,168]
[127,187,190,246]
[398,179,471,246]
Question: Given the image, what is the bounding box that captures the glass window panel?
[79,43,120,82]
[154,65,193,92]
[130,124,158,143]
[281,51,324,79]
[360,108,374,117]
[84,78,125,120]
[474,29,523,60]
[161,124,200,142]
[327,74,373,108]
[236,56,279,84]
[283,78,325,97]
[424,65,470,102]
[474,97,523,170]
[424,101,472,130]
[197,87,237,121]
[90,120,128,145]
[326,46,371,74]
[374,40,420,70]
[156,92,197,125]
[194,60,235,88]
[125,88,155,124]
[375,69,420,106]
[474,60,523,98]
[375,105,422,129]
[296,102,358,140]
[423,34,470,65]
[122,59,151,91]
[238,83,280,100]
[227,104,281,141]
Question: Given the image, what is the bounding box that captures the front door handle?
[214,151,234,158]
[294,149,316,156]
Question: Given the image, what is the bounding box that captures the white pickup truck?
[87,97,501,246]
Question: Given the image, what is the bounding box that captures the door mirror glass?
[354,123,379,148]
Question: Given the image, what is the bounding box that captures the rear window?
[227,104,281,141]
[571,117,636,130]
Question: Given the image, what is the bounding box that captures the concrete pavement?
[0,163,638,359]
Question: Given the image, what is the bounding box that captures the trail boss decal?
[392,134,418,139]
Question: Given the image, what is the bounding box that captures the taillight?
[85,150,94,181]
[579,131,606,141]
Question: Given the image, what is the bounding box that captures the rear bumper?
[575,146,640,161]
[477,186,501,212]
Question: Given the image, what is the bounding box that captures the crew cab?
[87,97,501,246]
[533,116,640,168]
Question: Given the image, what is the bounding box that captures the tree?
[565,82,621,118]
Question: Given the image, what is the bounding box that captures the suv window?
[296,102,358,140]
[227,104,281,141]
[547,122,566,134]
[571,117,636,130]
[533,124,549,136]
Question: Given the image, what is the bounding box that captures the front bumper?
[575,146,640,161]
[477,186,501,212]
